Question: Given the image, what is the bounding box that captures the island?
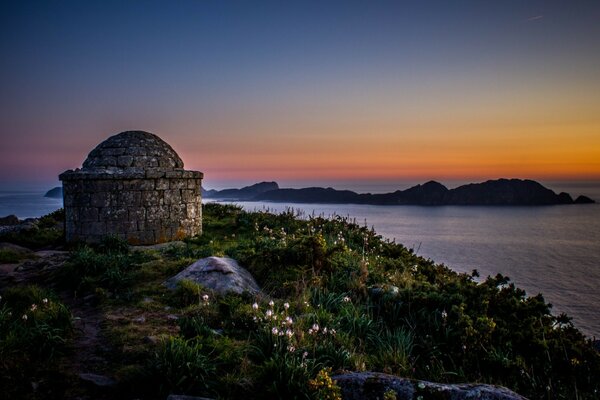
[204,179,595,206]
[44,186,63,198]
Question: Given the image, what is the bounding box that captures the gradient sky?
[1,0,599,189]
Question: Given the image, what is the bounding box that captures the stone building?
[59,131,202,244]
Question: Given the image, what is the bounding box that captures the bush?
[150,336,216,395]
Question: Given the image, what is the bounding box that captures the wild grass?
[1,203,599,399]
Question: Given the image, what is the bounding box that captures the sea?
[1,181,599,338]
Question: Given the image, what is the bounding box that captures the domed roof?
[82,131,184,170]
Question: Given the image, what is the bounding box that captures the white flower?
[283,302,290,310]
[342,296,351,303]
[268,300,275,307]
[42,298,48,304]
[302,351,309,359]
[30,304,37,311]
[266,309,273,318]
[272,327,279,335]
[252,302,259,310]
[22,314,28,321]
[308,328,314,335]
[286,328,294,338]
[273,315,278,321]
[323,327,328,334]
[202,294,209,302]
[441,310,448,319]
[285,316,293,325]
[312,323,319,332]
[330,329,337,335]
[287,345,296,353]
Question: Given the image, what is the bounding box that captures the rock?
[0,242,34,255]
[166,395,215,400]
[79,373,117,387]
[574,195,595,204]
[164,256,261,296]
[331,372,527,400]
[0,215,19,226]
[44,187,63,198]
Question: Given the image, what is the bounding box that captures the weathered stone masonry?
[59,131,202,244]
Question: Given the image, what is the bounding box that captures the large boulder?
[331,372,527,400]
[164,257,261,295]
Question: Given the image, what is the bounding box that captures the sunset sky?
[1,1,599,189]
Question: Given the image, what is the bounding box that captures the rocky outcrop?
[204,181,279,200]
[574,195,595,204]
[164,257,261,295]
[331,372,527,400]
[0,217,40,235]
[0,215,20,226]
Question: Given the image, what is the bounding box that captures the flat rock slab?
[79,373,117,387]
[331,372,527,400]
[164,256,261,296]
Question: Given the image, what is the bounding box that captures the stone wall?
[61,170,202,244]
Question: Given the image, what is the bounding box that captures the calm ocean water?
[1,184,599,338]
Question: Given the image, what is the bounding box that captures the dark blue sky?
[1,1,599,186]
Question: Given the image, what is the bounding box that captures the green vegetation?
[0,208,65,249]
[0,285,73,396]
[1,203,599,399]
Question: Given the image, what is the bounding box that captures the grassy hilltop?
[1,203,599,399]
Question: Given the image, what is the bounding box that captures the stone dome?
[82,130,184,170]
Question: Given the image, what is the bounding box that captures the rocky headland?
[204,179,595,206]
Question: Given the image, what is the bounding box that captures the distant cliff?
[205,179,595,206]
[44,187,63,198]
[203,181,279,200]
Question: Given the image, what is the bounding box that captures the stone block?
[140,180,155,190]
[90,192,111,208]
[170,204,187,220]
[164,189,181,205]
[147,205,169,220]
[170,179,187,189]
[101,148,126,157]
[83,221,106,236]
[145,169,165,179]
[165,170,185,178]
[117,155,134,167]
[128,207,146,220]
[181,189,197,203]
[187,203,199,219]
[84,180,119,193]
[80,207,99,222]
[122,180,143,191]
[64,193,76,207]
[118,191,142,206]
[106,220,136,234]
[100,207,128,221]
[145,220,163,232]
[141,190,161,206]
[137,230,155,244]
[155,178,169,190]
